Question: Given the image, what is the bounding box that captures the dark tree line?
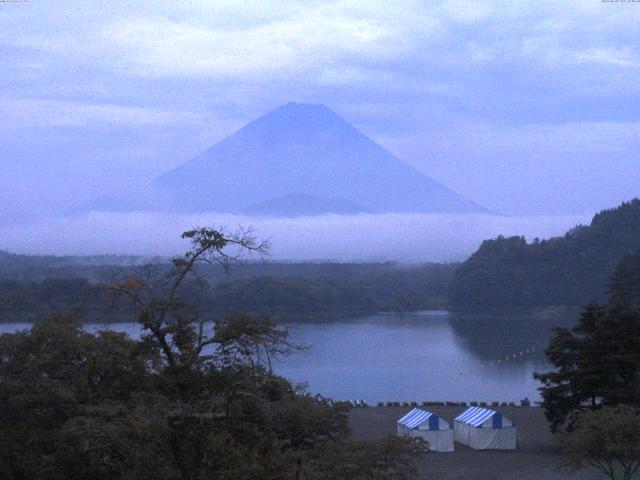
[0,250,148,282]
[535,247,640,430]
[0,228,424,480]
[535,248,640,479]
[609,247,640,310]
[0,259,456,323]
[449,199,640,307]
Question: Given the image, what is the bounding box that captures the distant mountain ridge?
[90,102,487,216]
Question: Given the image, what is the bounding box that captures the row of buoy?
[488,346,538,366]
[449,346,542,378]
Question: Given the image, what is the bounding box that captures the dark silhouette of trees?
[534,304,640,430]
[558,405,640,480]
[0,227,423,480]
[535,246,640,431]
[535,244,640,478]
[0,253,456,323]
[609,247,640,310]
[450,199,640,307]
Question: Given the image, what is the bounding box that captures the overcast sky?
[1,0,639,257]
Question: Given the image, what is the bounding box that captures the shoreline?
[0,305,580,325]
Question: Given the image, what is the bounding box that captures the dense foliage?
[207,264,455,319]
[0,251,148,282]
[208,275,374,320]
[0,278,110,322]
[535,248,640,478]
[609,247,640,310]
[0,256,456,322]
[0,228,424,480]
[0,316,422,480]
[534,303,640,430]
[558,405,640,480]
[449,199,640,307]
[535,249,640,430]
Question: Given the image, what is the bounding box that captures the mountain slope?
[448,198,640,307]
[148,102,486,215]
[244,193,369,217]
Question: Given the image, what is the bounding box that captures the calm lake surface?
[0,310,577,403]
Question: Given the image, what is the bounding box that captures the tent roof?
[397,408,434,429]
[455,407,501,427]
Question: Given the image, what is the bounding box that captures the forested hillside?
[610,246,640,309]
[449,199,640,307]
[0,251,149,282]
[0,256,456,322]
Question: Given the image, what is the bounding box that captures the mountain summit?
[95,103,487,216]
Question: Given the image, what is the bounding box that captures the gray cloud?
[0,0,638,223]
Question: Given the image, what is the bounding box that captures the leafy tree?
[0,315,156,479]
[534,303,640,430]
[109,227,269,373]
[214,313,300,374]
[0,227,423,480]
[558,405,640,480]
[306,436,427,480]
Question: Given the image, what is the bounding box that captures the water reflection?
[447,310,579,365]
[0,310,578,403]
[276,311,578,403]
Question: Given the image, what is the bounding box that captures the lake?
[0,310,577,403]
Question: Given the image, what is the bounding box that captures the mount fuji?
[90,102,487,216]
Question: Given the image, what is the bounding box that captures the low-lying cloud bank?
[0,212,591,263]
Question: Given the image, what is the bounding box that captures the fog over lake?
[0,211,588,262]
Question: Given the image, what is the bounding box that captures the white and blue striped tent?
[454,407,516,450]
[396,408,454,452]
